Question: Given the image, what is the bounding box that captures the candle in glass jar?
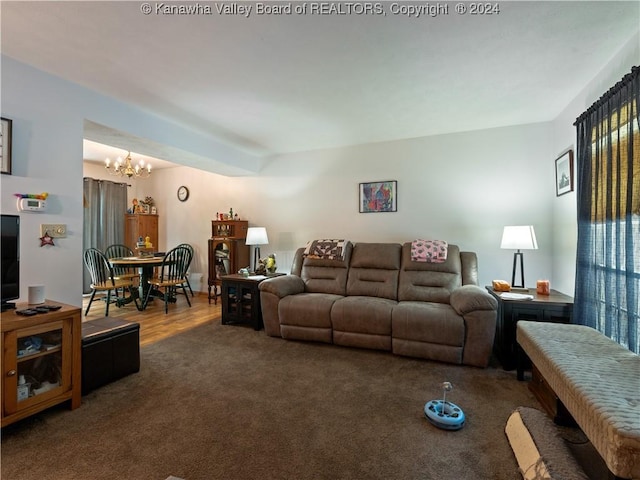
[536,280,550,295]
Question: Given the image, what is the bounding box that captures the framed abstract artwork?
[1,117,12,175]
[555,150,574,196]
[359,180,397,213]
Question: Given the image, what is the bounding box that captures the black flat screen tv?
[1,214,20,310]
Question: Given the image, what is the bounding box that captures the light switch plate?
[40,224,67,238]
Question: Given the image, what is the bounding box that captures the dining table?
[109,256,165,310]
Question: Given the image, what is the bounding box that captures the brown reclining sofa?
[259,242,498,367]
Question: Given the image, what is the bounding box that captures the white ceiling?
[2,1,639,167]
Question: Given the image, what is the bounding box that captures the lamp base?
[511,251,525,288]
[253,246,261,274]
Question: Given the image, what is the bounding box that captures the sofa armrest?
[259,275,305,298]
[450,285,498,367]
[259,275,305,338]
[450,285,497,316]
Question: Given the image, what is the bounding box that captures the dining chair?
[143,246,192,313]
[84,248,140,316]
[177,243,195,296]
[104,243,140,286]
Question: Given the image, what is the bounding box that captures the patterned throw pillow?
[411,239,448,263]
[303,239,347,260]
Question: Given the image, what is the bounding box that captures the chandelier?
[105,151,151,179]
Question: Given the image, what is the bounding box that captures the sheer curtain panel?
[574,66,640,353]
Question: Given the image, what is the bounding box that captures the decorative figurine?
[255,258,267,275]
[266,254,277,274]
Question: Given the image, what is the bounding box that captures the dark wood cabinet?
[486,287,574,371]
[221,274,265,330]
[220,274,283,330]
[207,221,249,304]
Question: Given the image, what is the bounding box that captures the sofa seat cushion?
[331,296,396,351]
[393,302,465,345]
[332,296,396,335]
[279,292,342,343]
[391,301,465,364]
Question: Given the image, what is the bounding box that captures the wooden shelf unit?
[208,220,249,304]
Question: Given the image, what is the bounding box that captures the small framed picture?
[1,117,12,175]
[555,150,574,196]
[142,204,150,214]
[151,206,157,215]
[359,180,397,213]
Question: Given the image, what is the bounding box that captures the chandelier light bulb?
[104,150,152,179]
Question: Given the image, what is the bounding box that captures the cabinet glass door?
[4,320,71,416]
[16,325,65,404]
[215,242,231,279]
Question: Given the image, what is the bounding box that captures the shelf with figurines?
[129,197,157,215]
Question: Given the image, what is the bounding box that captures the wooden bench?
[516,321,640,480]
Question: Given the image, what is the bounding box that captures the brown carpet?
[1,321,541,480]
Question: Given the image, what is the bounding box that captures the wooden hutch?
[124,214,159,253]
[208,220,250,304]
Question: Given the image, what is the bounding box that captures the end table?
[221,274,284,330]
[486,287,573,371]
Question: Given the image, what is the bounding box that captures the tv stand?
[1,302,16,312]
[1,300,81,427]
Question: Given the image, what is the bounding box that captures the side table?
[486,287,573,371]
[221,274,284,330]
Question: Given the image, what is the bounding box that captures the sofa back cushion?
[398,243,463,303]
[291,241,353,295]
[347,243,401,300]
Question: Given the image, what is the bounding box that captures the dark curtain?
[574,66,640,353]
[82,177,128,293]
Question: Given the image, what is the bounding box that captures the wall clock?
[177,186,189,202]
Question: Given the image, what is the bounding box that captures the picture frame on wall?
[359,180,397,213]
[1,117,12,175]
[555,150,574,196]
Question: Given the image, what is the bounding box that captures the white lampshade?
[500,226,538,250]
[246,227,269,246]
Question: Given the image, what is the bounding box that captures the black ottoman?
[81,317,140,395]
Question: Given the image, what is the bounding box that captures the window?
[574,66,639,353]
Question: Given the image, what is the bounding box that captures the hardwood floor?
[82,292,221,347]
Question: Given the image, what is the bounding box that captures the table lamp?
[245,227,269,273]
[500,225,538,288]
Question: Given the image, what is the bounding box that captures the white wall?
[551,32,640,296]
[233,124,557,288]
